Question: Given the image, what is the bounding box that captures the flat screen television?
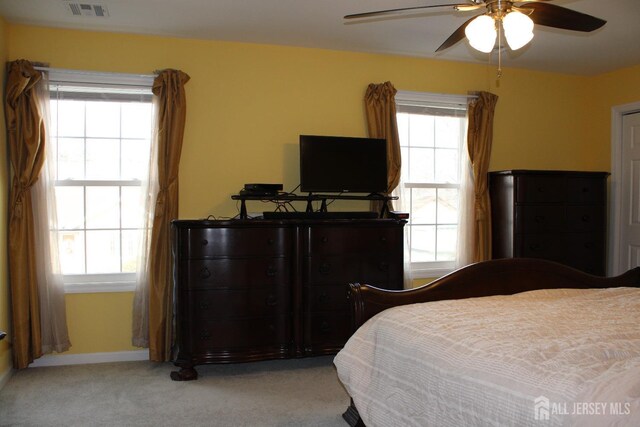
[299,135,388,193]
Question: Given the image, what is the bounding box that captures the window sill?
[64,281,136,294]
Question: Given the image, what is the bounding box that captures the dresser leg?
[170,365,198,381]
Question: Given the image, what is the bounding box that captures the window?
[48,71,154,292]
[395,91,468,278]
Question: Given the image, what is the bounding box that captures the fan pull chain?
[497,19,502,79]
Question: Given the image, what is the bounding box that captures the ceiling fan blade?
[344,3,473,20]
[519,3,606,32]
[435,16,477,52]
[455,4,484,12]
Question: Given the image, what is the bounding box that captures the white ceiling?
[0,0,639,75]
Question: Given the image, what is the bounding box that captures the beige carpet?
[0,356,350,426]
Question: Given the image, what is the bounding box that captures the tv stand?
[262,211,378,220]
[231,193,398,219]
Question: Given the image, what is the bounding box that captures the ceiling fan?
[344,0,606,53]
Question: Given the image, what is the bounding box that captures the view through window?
[49,77,153,288]
[395,93,467,276]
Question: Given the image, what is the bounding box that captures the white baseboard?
[30,350,149,367]
[0,366,13,391]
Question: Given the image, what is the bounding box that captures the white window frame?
[47,69,155,293]
[395,91,469,279]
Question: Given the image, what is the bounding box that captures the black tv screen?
[299,135,388,193]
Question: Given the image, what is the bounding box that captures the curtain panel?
[364,82,413,288]
[364,81,402,214]
[5,59,70,368]
[132,69,190,362]
[466,91,498,263]
[30,70,71,356]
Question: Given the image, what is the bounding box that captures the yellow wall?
[3,23,638,356]
[64,293,138,353]
[592,64,640,155]
[0,16,10,375]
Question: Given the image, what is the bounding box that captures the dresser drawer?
[566,177,606,204]
[183,227,290,258]
[515,175,566,204]
[307,285,349,312]
[188,316,290,352]
[183,258,289,290]
[565,205,604,232]
[305,313,351,347]
[518,234,566,262]
[185,288,289,321]
[306,255,400,286]
[516,205,565,233]
[565,233,605,261]
[307,226,401,255]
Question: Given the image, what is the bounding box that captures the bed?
[334,258,640,427]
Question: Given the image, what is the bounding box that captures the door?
[619,112,640,272]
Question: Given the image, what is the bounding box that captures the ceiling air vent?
[65,3,109,18]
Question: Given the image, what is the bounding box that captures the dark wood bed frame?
[341,258,640,427]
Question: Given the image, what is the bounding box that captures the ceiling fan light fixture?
[503,11,534,50]
[465,15,497,53]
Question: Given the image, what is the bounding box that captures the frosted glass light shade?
[465,15,497,53]
[503,11,534,50]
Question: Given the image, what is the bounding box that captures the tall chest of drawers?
[489,170,609,276]
[171,218,405,380]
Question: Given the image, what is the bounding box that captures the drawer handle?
[581,214,591,222]
[199,267,211,279]
[200,330,211,340]
[266,294,277,306]
[378,261,389,272]
[199,302,210,311]
[319,262,331,274]
[202,239,208,246]
[266,266,277,277]
[320,321,331,333]
[534,215,545,223]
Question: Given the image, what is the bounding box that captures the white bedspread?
[334,287,640,427]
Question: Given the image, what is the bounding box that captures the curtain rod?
[396,90,478,100]
[33,66,156,80]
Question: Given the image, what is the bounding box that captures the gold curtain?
[467,91,498,263]
[364,82,401,214]
[5,60,47,368]
[147,69,190,362]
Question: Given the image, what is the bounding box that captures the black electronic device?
[299,135,387,193]
[242,183,283,195]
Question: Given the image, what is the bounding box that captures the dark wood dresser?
[171,218,405,380]
[489,170,609,276]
